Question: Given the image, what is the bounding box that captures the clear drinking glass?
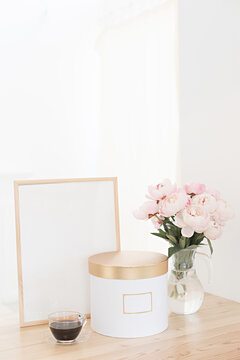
[48,311,87,343]
[168,249,208,314]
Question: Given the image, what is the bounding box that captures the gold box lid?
[88,251,168,280]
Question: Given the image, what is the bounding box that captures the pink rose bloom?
[204,220,223,240]
[182,205,210,233]
[216,199,234,222]
[147,179,177,201]
[159,192,188,217]
[184,182,206,195]
[133,201,158,220]
[191,193,217,214]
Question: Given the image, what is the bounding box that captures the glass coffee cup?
[48,311,87,343]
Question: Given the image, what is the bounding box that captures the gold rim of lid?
[88,251,168,280]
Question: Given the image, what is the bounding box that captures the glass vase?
[168,249,204,314]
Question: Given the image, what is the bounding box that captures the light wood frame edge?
[14,177,121,327]
[14,182,24,327]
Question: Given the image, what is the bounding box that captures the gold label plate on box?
[123,292,152,314]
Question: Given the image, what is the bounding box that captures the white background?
[0,0,178,305]
[18,180,117,322]
[178,0,240,302]
[0,0,239,307]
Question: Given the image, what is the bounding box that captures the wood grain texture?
[0,294,240,360]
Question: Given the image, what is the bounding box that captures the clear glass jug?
[168,249,210,314]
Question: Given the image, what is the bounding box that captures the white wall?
[0,0,103,304]
[97,0,178,255]
[4,0,238,306]
[0,0,178,304]
[178,0,240,302]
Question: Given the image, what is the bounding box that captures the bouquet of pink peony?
[134,179,234,258]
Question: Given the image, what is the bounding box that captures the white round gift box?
[88,251,168,338]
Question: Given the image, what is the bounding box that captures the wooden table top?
[0,293,240,360]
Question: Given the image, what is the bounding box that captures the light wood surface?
[0,294,240,359]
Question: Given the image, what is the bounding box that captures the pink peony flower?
[159,192,188,217]
[151,216,163,229]
[182,205,210,233]
[186,197,191,206]
[210,213,225,226]
[134,179,233,245]
[207,188,221,200]
[147,179,177,201]
[191,193,217,214]
[133,201,158,220]
[184,182,206,195]
[174,211,186,228]
[216,199,234,222]
[181,226,194,238]
[204,220,223,240]
[175,211,196,238]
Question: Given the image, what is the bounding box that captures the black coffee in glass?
[50,320,82,342]
[48,311,86,343]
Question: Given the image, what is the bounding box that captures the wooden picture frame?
[14,177,120,327]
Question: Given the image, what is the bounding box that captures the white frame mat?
[14,177,120,327]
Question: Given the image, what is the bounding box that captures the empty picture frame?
[14,177,120,327]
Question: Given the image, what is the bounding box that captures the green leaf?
[185,237,190,248]
[196,237,204,245]
[151,232,167,240]
[191,233,204,245]
[166,233,178,245]
[166,239,178,246]
[206,237,213,255]
[189,233,196,244]
[179,237,186,249]
[168,246,180,258]
[196,233,204,240]
[158,228,169,239]
[163,222,169,233]
[177,226,182,238]
[167,223,179,237]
